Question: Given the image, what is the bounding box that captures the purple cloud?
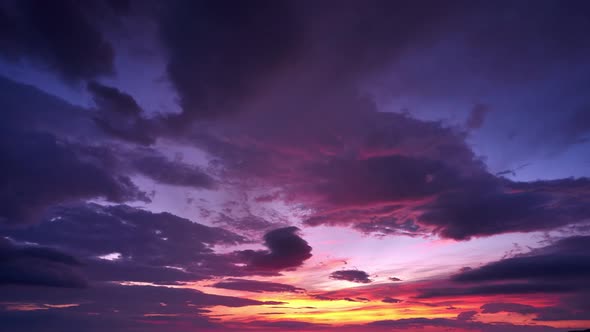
[329,270,372,284]
[238,227,312,271]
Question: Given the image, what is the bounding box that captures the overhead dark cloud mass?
[0,0,115,82]
[1,0,590,331]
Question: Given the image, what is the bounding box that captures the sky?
[1,1,590,331]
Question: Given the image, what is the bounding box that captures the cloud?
[156,0,465,125]
[0,0,115,82]
[0,283,279,332]
[452,235,590,282]
[238,227,312,271]
[0,77,154,225]
[1,203,251,284]
[130,151,215,189]
[0,130,148,224]
[418,178,590,240]
[457,310,478,321]
[0,238,86,288]
[481,303,538,315]
[382,297,402,304]
[329,270,372,284]
[417,236,590,302]
[5,203,244,258]
[364,317,561,332]
[87,81,156,145]
[480,299,590,322]
[157,0,302,123]
[417,282,580,299]
[210,278,304,293]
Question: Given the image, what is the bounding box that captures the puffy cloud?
[238,227,312,271]
[329,270,372,284]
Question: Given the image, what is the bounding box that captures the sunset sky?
[1,1,590,331]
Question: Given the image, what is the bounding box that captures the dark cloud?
[124,0,590,243]
[382,297,402,304]
[0,130,148,224]
[157,0,302,124]
[457,310,478,321]
[85,259,205,284]
[88,81,142,115]
[481,302,538,315]
[185,83,590,242]
[157,0,465,124]
[364,317,561,332]
[0,77,154,225]
[87,81,156,145]
[2,1,590,331]
[2,203,244,267]
[417,282,580,299]
[0,283,277,332]
[148,0,590,243]
[417,236,590,299]
[238,227,312,271]
[419,178,590,240]
[0,204,263,287]
[130,152,215,189]
[0,238,86,288]
[329,270,372,284]
[452,236,590,282]
[0,76,94,136]
[0,0,115,82]
[210,278,304,293]
[480,298,590,322]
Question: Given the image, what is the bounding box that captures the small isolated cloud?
[238,227,312,271]
[329,270,372,284]
[382,297,403,304]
